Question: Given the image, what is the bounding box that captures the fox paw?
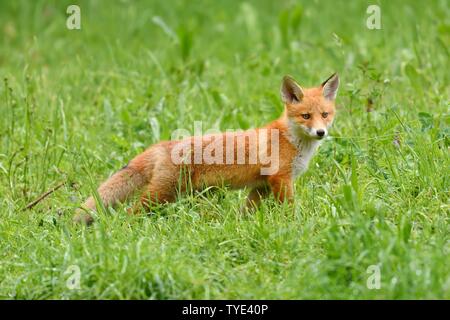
[73,209,94,225]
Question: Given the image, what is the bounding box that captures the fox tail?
[74,165,147,224]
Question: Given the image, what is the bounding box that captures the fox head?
[281,73,339,140]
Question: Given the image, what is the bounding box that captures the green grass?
[0,0,449,299]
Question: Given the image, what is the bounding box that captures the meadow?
[0,0,448,299]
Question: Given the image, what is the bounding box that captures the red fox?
[74,74,339,224]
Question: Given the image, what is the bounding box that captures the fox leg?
[129,165,181,214]
[129,183,177,214]
[241,186,270,212]
[268,176,294,204]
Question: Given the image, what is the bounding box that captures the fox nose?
[316,129,325,137]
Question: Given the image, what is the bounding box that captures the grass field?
[0,0,449,299]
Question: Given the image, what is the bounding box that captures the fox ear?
[321,73,339,101]
[281,76,304,104]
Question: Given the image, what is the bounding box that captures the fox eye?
[301,114,311,120]
[322,112,329,118]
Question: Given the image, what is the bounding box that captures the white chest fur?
[291,139,321,178]
[286,119,322,178]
